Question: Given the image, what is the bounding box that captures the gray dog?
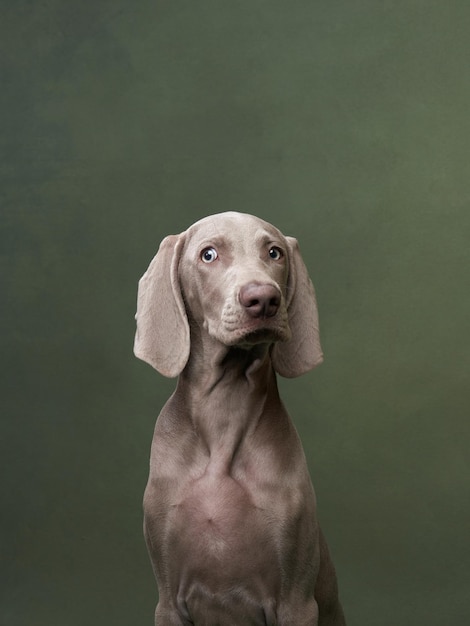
[134,212,345,625]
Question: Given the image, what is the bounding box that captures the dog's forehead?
[186,212,285,249]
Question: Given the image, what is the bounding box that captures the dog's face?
[135,210,322,378]
[179,212,292,347]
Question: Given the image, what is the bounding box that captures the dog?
[134,211,345,625]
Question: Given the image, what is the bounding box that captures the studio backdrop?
[2,1,469,625]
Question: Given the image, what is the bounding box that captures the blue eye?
[201,247,218,263]
[268,247,283,260]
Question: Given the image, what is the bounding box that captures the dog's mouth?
[228,320,291,347]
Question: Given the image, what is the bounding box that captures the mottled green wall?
[2,1,469,624]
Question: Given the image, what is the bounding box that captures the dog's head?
[134,212,323,378]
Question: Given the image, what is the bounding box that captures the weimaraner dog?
[134,212,345,625]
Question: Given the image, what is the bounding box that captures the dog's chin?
[223,323,291,348]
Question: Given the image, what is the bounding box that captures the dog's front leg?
[154,604,192,626]
[315,527,346,626]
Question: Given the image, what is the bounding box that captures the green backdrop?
[2,1,469,624]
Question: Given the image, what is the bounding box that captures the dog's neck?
[180,332,274,388]
[175,330,283,473]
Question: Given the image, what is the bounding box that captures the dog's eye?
[201,247,218,263]
[268,247,283,261]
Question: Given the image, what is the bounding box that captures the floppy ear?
[272,236,323,378]
[134,234,190,377]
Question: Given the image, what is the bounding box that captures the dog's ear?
[134,234,190,377]
[272,236,323,378]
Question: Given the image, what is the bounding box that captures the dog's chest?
[166,470,281,583]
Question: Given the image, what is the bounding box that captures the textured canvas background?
[2,1,469,624]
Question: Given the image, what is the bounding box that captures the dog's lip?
[226,320,290,345]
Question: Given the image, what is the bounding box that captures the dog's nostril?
[239,283,281,319]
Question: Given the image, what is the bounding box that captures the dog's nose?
[239,283,281,319]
